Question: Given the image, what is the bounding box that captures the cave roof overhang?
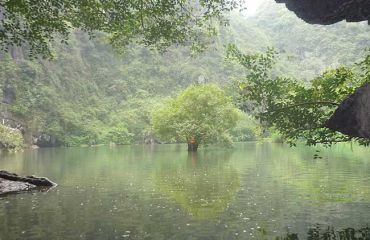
[276,0,370,25]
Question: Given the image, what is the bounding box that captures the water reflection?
[257,143,370,203]
[154,151,240,219]
[1,143,370,239]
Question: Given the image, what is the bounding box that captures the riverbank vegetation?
[0,0,370,149]
[0,124,23,151]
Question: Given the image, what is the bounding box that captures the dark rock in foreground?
[326,83,370,139]
[0,170,57,195]
[0,178,37,195]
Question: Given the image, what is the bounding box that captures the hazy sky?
[243,0,264,16]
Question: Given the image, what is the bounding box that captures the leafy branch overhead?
[227,44,370,146]
[0,0,244,57]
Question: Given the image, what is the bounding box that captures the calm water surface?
[1,143,370,239]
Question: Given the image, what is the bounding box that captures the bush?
[0,124,24,150]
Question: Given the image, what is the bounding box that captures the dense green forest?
[1,0,369,148]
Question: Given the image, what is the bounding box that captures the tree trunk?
[187,142,198,152]
[187,136,198,152]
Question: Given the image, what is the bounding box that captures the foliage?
[0,0,244,57]
[230,113,259,142]
[250,0,370,80]
[0,123,23,150]
[1,1,370,147]
[227,44,370,146]
[152,84,240,146]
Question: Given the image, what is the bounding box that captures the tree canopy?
[152,84,240,147]
[227,44,370,146]
[0,0,244,57]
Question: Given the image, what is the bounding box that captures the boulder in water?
[0,170,57,195]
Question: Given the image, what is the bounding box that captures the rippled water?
[1,143,370,239]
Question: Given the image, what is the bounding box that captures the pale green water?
[1,143,370,239]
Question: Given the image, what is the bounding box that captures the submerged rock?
[0,170,57,195]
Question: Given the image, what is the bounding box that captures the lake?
[1,142,370,240]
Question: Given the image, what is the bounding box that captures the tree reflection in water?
[154,150,240,220]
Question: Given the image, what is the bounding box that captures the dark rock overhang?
[275,0,370,25]
[326,83,370,139]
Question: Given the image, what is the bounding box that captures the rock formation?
[32,134,60,147]
[0,179,36,195]
[274,0,370,140]
[0,170,57,187]
[326,83,370,139]
[0,170,57,195]
[276,0,370,24]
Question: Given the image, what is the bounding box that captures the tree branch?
[308,137,352,145]
[266,101,340,114]
[140,0,145,29]
[295,125,325,131]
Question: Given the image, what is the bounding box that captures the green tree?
[227,44,370,146]
[0,123,23,151]
[152,84,240,151]
[0,0,243,57]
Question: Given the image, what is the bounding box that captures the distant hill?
[0,0,369,147]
